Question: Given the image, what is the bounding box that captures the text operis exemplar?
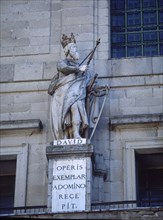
[52,158,86,212]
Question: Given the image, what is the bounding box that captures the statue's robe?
[48,59,99,140]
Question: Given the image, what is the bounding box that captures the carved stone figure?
[48,33,108,140]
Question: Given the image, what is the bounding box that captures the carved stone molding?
[110,113,163,130]
[0,119,43,133]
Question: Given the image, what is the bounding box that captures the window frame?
[123,139,163,203]
[0,144,28,207]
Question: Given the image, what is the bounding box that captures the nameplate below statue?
[53,138,86,146]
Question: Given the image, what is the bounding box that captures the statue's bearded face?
[64,43,79,61]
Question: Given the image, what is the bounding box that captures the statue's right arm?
[57,60,79,75]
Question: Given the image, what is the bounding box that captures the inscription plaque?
[53,138,86,146]
[52,158,86,212]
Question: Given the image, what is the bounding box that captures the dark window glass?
[160,44,163,55]
[127,0,140,9]
[127,33,141,42]
[136,153,163,207]
[111,0,125,10]
[159,31,163,40]
[143,32,157,41]
[112,26,126,32]
[127,46,141,56]
[0,160,16,214]
[143,0,156,8]
[143,12,157,25]
[112,14,125,27]
[144,45,158,56]
[159,10,163,23]
[112,47,125,58]
[159,25,163,30]
[112,34,125,43]
[0,176,15,210]
[128,13,141,26]
[158,0,163,7]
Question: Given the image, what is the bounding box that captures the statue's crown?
[60,33,76,48]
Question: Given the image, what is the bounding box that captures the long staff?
[79,38,100,66]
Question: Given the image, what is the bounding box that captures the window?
[136,153,163,207]
[111,0,163,58]
[0,144,28,208]
[0,160,16,213]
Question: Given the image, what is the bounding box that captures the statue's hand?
[79,64,88,72]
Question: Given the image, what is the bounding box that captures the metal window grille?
[111,0,163,58]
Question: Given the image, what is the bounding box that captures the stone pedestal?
[46,144,93,213]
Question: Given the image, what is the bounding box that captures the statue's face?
[67,43,79,61]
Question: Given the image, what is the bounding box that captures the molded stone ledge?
[46,144,94,158]
[0,119,43,132]
[109,113,163,130]
[0,81,50,93]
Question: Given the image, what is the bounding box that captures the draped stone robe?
[49,59,99,140]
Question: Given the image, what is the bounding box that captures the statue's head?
[60,33,79,61]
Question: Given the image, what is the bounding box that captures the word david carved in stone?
[53,138,86,146]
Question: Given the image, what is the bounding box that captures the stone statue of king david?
[48,33,108,142]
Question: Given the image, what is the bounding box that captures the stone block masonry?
[0,0,50,56]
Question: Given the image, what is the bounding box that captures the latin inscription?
[52,158,86,212]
